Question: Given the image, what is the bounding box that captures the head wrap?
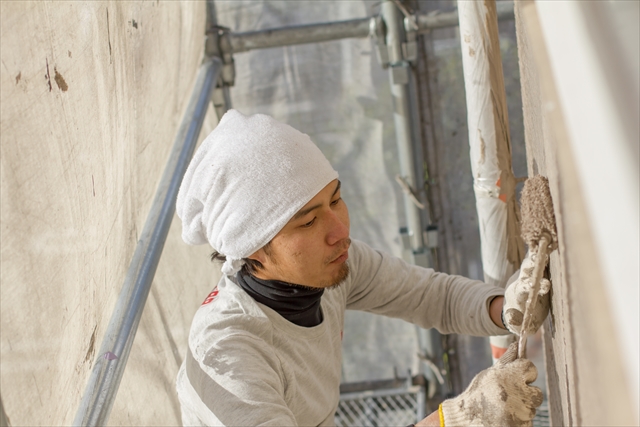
[176,109,338,275]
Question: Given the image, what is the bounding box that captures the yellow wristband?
[438,403,445,427]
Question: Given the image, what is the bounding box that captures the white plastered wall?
[535,1,639,411]
[0,2,220,425]
[514,1,639,424]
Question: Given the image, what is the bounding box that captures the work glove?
[440,343,543,427]
[502,251,551,336]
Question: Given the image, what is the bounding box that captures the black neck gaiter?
[236,272,324,328]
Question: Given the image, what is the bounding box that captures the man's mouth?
[329,239,351,264]
[330,251,349,264]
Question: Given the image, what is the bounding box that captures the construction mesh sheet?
[335,388,424,427]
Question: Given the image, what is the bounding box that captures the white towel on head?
[176,109,338,276]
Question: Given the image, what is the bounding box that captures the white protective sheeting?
[214,0,421,383]
[0,2,219,425]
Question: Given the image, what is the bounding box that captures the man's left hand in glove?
[414,343,544,427]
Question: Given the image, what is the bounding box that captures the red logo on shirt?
[202,287,219,305]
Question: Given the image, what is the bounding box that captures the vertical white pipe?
[458,0,523,285]
[457,0,523,359]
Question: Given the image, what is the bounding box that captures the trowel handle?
[517,233,551,359]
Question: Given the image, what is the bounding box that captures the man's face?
[249,179,351,288]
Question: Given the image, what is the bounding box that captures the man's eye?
[302,218,316,228]
[330,198,341,206]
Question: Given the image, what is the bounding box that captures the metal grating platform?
[336,390,550,426]
[335,387,424,427]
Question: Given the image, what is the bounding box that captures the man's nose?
[326,210,349,246]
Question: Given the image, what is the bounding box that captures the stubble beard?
[285,262,349,291]
[322,238,351,289]
[265,238,351,289]
[325,262,350,289]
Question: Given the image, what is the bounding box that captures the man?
[175,110,548,426]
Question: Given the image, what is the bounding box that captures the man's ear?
[248,248,267,265]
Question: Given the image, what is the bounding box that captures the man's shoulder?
[189,277,274,351]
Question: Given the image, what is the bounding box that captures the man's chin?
[325,263,350,289]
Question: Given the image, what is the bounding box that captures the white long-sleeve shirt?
[176,239,507,426]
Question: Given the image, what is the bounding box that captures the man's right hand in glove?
[503,251,552,336]
[415,343,543,427]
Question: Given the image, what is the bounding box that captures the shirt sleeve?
[344,239,508,336]
[182,330,298,426]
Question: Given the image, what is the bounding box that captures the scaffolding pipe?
[230,17,371,53]
[228,3,514,54]
[457,1,524,360]
[380,0,456,407]
[415,1,514,32]
[382,0,424,252]
[73,56,223,427]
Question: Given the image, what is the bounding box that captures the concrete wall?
[0,2,220,425]
[514,1,639,425]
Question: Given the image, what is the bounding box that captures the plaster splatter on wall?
[54,68,68,92]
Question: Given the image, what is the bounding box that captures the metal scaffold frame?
[73,57,223,426]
